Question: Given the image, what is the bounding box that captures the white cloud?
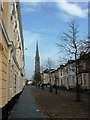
[57,0,88,18]
[4,0,90,2]
[21,2,45,13]
[21,0,88,18]
[56,12,74,22]
[20,0,89,2]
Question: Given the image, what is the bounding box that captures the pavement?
[8,85,45,119]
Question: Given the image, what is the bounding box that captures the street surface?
[8,85,89,119]
[8,85,44,119]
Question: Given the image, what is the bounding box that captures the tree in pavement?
[45,58,55,92]
[57,20,89,102]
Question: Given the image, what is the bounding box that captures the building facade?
[78,52,90,90]
[43,69,49,85]
[0,1,25,119]
[49,61,76,90]
[51,69,59,86]
[46,55,90,91]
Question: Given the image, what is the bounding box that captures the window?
[15,21,17,29]
[14,74,16,93]
[83,62,86,70]
[79,75,82,85]
[73,76,74,84]
[61,79,62,85]
[67,78,69,84]
[83,74,86,86]
[61,70,62,76]
[12,3,15,15]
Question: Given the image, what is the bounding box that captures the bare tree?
[57,20,83,102]
[45,58,54,92]
[79,36,90,53]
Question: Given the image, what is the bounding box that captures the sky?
[20,0,88,79]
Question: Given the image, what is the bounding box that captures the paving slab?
[8,85,44,119]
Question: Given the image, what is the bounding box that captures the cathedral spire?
[36,40,39,59]
[34,40,41,83]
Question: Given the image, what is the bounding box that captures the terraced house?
[0,1,25,119]
[78,52,90,90]
[47,55,90,91]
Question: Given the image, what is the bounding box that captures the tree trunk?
[55,85,57,94]
[75,52,80,102]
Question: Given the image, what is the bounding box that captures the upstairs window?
[61,70,62,76]
[67,78,69,84]
[83,74,86,86]
[83,62,86,70]
[73,76,75,84]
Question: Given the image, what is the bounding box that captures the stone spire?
[34,40,41,83]
[36,40,39,60]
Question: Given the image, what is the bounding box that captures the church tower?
[34,40,41,83]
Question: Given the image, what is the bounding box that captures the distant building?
[51,69,59,86]
[58,65,65,86]
[43,69,49,85]
[51,70,56,85]
[34,41,41,83]
[78,52,90,90]
[51,61,76,90]
[50,53,90,90]
[64,60,76,90]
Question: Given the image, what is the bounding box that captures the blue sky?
[20,1,88,79]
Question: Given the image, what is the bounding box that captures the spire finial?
[36,39,39,58]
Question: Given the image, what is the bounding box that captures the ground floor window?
[67,78,69,84]
[83,74,86,86]
[61,79,62,85]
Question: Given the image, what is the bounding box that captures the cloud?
[21,3,38,13]
[4,0,90,3]
[21,2,44,13]
[56,12,74,22]
[20,0,89,2]
[57,0,88,18]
